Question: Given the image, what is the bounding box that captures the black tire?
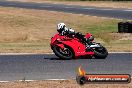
[94,46,108,59]
[52,45,74,59]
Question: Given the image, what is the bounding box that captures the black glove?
[89,35,94,41]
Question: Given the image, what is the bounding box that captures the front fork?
[85,43,101,52]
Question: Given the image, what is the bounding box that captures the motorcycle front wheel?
[93,45,108,59]
[52,45,74,59]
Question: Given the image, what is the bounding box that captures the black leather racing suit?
[58,27,93,45]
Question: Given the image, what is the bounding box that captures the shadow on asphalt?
[44,57,73,60]
[44,56,104,60]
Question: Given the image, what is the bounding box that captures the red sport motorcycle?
[50,32,108,59]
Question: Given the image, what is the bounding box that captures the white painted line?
[0,53,53,55]
[83,8,95,10]
[44,79,67,81]
[123,10,132,12]
[100,9,113,11]
[64,7,74,9]
[83,8,116,11]
[83,8,132,12]
[0,53,36,55]
[0,52,131,55]
[0,77,131,82]
[0,80,36,83]
[0,81,10,83]
[0,79,67,82]
[19,80,36,82]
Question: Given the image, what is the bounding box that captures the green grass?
[87,22,118,34]
[77,20,120,43]
[0,42,51,53]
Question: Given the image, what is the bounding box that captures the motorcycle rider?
[57,23,94,50]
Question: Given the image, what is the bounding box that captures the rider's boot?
[85,44,91,52]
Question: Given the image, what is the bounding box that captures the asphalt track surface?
[0,1,132,20]
[0,53,131,81]
[0,1,132,81]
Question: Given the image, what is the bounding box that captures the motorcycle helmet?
[57,23,66,32]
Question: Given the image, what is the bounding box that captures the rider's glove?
[89,35,94,41]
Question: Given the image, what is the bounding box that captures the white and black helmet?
[57,23,66,32]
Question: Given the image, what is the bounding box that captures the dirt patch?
[0,6,109,42]
[0,7,131,53]
[110,33,132,40]
[0,80,131,88]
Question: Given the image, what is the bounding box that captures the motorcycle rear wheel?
[53,45,74,59]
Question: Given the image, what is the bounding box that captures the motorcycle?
[50,32,108,59]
